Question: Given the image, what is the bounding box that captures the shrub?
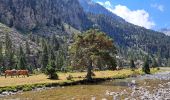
[66,75,73,80]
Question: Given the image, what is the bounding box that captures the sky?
[93,0,170,31]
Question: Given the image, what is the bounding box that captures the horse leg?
[5,74,7,78]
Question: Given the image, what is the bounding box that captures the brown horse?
[5,70,17,78]
[5,70,29,78]
[17,70,29,77]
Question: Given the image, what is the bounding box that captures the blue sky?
[93,0,170,30]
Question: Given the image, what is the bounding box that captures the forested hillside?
[0,0,170,67]
[79,0,170,66]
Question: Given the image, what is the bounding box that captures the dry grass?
[0,68,159,87]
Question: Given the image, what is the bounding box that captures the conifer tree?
[18,45,27,70]
[51,34,59,51]
[0,42,3,66]
[46,48,58,79]
[41,42,48,71]
[25,41,31,55]
[130,59,136,71]
[5,33,15,69]
[142,56,150,74]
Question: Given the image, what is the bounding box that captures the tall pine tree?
[0,42,3,66]
[25,41,31,55]
[130,59,136,71]
[41,42,48,71]
[142,56,150,74]
[46,48,58,79]
[18,45,27,70]
[5,33,15,69]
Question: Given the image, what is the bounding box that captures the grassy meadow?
[0,68,160,87]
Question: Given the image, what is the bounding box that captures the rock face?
[0,23,39,53]
[0,0,91,34]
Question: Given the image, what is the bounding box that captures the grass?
[0,68,160,92]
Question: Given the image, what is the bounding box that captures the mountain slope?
[79,0,170,59]
[0,0,170,62]
[0,0,91,35]
[88,14,170,58]
[161,28,170,36]
[79,0,124,22]
[0,23,39,53]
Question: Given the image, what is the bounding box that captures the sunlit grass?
[0,68,160,87]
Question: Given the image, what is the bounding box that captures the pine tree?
[167,58,170,67]
[0,42,3,66]
[5,33,15,69]
[142,56,150,74]
[46,48,58,79]
[46,60,58,79]
[130,59,136,71]
[8,50,15,69]
[51,34,59,51]
[18,45,27,70]
[5,33,12,53]
[41,42,48,71]
[25,41,31,55]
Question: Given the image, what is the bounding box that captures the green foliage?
[51,34,59,51]
[46,60,58,79]
[41,42,48,71]
[167,58,170,67]
[25,41,31,55]
[142,56,150,74]
[0,42,3,66]
[5,33,16,69]
[130,59,136,71]
[18,45,27,70]
[70,29,117,80]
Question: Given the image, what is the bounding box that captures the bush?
[51,72,58,79]
[66,75,73,80]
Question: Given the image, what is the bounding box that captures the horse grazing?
[4,70,29,78]
[17,70,29,77]
[5,70,17,78]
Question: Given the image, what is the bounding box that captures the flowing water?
[1,69,170,100]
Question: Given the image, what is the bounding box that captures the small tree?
[45,47,58,79]
[142,56,150,74]
[46,60,58,79]
[130,59,136,71]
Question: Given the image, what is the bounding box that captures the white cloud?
[97,1,111,7]
[97,1,155,29]
[151,4,164,12]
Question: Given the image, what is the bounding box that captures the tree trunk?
[86,59,93,81]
